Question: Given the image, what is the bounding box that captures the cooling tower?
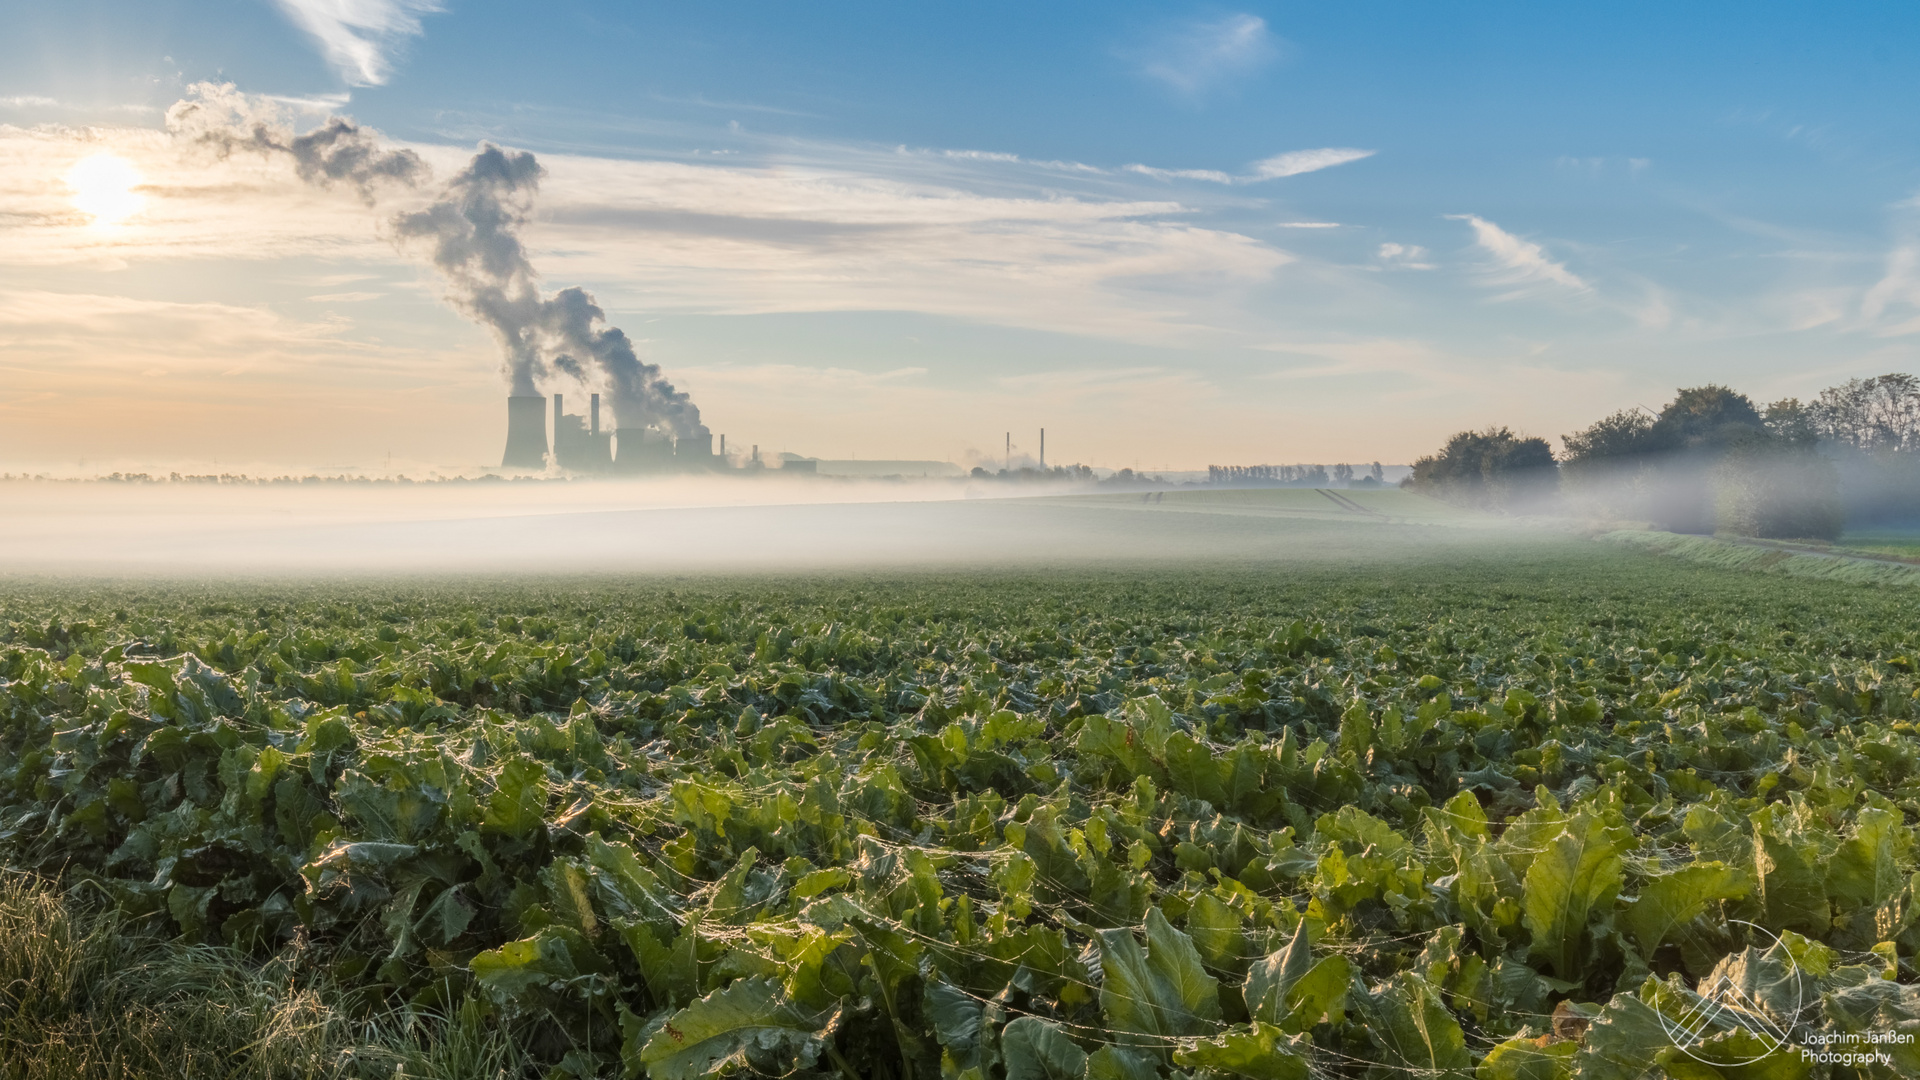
[502,395,549,468]
[614,427,674,472]
[676,426,715,465]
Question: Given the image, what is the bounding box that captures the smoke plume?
[166,86,426,203]
[164,84,706,439]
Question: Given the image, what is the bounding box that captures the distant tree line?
[1207,462,1385,487]
[1406,373,1920,539]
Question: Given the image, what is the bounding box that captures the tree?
[1558,387,1838,532]
[1561,409,1665,475]
[1812,374,1920,452]
[1652,385,1764,447]
[1715,440,1843,539]
[1802,374,1920,526]
[1408,427,1558,513]
[1762,398,1820,448]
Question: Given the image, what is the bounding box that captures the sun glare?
[65,152,146,226]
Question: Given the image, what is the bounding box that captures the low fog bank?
[0,484,1535,577]
[0,473,1002,526]
[1405,380,1920,540]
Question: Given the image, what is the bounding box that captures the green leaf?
[1352,975,1470,1080]
[1172,1022,1311,1080]
[1001,1017,1087,1080]
[1338,700,1373,760]
[617,919,699,1009]
[1657,1029,1811,1080]
[924,978,991,1074]
[1522,812,1629,979]
[1097,906,1223,1049]
[1187,892,1247,974]
[1623,862,1750,961]
[1571,985,1674,1080]
[1753,821,1829,937]
[1085,1045,1160,1080]
[1476,1036,1575,1080]
[1285,955,1351,1033]
[482,756,548,840]
[1244,919,1311,1024]
[1824,806,1910,911]
[470,925,604,1006]
[635,976,836,1080]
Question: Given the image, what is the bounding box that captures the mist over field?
[0,482,1503,575]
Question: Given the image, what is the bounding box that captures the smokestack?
[1005,432,1010,471]
[1040,429,1045,469]
[502,395,548,468]
[590,393,600,435]
[719,434,726,457]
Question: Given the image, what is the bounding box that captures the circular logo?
[1655,920,1811,1067]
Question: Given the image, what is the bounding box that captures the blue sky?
[3,2,1920,471]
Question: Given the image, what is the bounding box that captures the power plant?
[499,395,723,473]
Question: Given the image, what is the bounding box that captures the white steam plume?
[165,84,706,438]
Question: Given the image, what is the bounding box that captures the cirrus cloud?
[1447,213,1589,295]
[1131,13,1283,97]
[272,0,443,86]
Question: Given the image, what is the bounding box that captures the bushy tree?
[1762,398,1820,448]
[1560,386,1790,533]
[1713,437,1844,539]
[1408,427,1557,512]
[1561,409,1664,472]
[1654,384,1764,446]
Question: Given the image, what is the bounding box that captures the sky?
[4,1,1920,473]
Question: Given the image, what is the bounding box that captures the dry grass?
[0,876,530,1080]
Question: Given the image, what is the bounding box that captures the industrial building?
[499,394,721,473]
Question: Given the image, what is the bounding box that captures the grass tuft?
[0,875,529,1080]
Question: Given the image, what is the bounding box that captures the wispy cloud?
[1376,242,1434,270]
[897,147,1106,174]
[1249,148,1374,180]
[1125,148,1373,185]
[272,0,443,86]
[1862,240,1920,335]
[0,117,1288,347]
[1276,221,1341,229]
[266,92,354,112]
[1447,213,1589,294]
[0,95,58,109]
[1124,163,1234,184]
[1132,13,1282,97]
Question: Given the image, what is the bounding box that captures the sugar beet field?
[1,502,1918,1080]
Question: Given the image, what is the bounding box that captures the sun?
[65,152,147,226]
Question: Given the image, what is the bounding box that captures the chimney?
[501,395,548,468]
[719,434,726,457]
[1040,429,1045,469]
[590,393,600,435]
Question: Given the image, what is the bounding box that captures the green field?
[2,499,1919,1079]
